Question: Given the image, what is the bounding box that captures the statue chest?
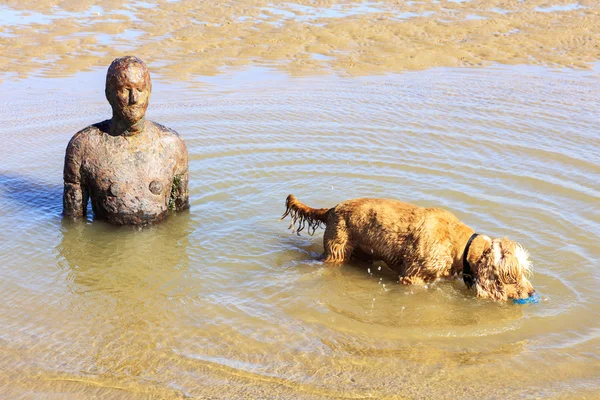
[81,134,178,223]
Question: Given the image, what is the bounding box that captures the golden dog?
[282,194,535,302]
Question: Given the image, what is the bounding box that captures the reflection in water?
[0,172,62,216]
[54,215,193,394]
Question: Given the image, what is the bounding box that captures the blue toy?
[513,292,540,304]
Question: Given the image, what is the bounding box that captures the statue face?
[107,63,151,125]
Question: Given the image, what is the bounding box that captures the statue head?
[105,56,152,126]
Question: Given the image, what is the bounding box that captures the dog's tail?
[280,194,331,235]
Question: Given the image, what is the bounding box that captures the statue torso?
[78,120,185,224]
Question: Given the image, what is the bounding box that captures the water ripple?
[0,66,599,398]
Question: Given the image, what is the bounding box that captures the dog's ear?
[474,239,507,301]
[475,238,533,301]
[475,260,507,301]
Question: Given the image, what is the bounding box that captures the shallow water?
[1,0,600,398]
[1,64,599,399]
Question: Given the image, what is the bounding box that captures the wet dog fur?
[281,195,534,302]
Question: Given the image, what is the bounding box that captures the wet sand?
[1,0,600,82]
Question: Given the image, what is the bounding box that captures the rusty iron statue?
[63,56,189,225]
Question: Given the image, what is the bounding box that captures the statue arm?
[63,133,89,218]
[171,138,190,211]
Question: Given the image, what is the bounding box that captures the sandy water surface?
[1,1,600,400]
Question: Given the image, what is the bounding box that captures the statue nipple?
[149,180,163,195]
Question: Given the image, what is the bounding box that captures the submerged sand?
[1,0,599,81]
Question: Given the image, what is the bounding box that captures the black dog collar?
[462,233,479,289]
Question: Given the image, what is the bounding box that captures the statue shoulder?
[150,121,187,150]
[66,120,109,155]
[151,121,181,137]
